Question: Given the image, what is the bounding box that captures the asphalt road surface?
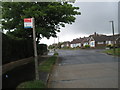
[50,49,119,88]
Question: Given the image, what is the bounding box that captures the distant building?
[60,32,120,48]
[89,32,120,48]
[61,41,70,48]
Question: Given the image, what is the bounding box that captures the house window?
[90,41,95,47]
[97,42,104,44]
[83,43,88,46]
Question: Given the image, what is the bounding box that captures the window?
[97,42,104,44]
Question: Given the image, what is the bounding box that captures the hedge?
[2,33,47,64]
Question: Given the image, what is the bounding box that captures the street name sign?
[24,18,33,28]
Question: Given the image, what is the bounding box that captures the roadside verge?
[16,53,59,88]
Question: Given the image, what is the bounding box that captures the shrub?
[2,33,34,64]
[2,33,48,64]
[84,45,90,48]
[54,52,59,55]
[37,44,48,55]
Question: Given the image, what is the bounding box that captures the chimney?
[94,32,97,36]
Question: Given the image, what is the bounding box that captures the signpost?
[24,18,39,80]
[24,18,33,28]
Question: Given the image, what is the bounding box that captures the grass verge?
[17,54,58,89]
[38,55,57,72]
[17,80,46,88]
[103,48,120,56]
[54,51,59,55]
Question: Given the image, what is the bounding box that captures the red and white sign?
[24,18,33,28]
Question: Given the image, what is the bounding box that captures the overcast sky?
[40,1,118,45]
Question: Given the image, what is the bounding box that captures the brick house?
[89,35,108,48]
[89,32,120,48]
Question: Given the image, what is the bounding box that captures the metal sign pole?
[32,17,39,80]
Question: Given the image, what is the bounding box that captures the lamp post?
[109,21,115,54]
[58,36,59,49]
[54,38,55,52]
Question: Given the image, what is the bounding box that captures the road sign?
[24,18,33,28]
[24,17,39,80]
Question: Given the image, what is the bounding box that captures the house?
[61,41,70,48]
[89,32,120,48]
[81,37,90,47]
[116,35,120,47]
[60,32,120,49]
[70,37,86,48]
[89,32,109,48]
[70,38,81,48]
[89,35,107,48]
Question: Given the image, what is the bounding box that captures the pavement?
[49,49,119,88]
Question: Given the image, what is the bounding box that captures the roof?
[70,38,83,44]
[81,37,90,44]
[91,36,108,42]
[70,37,90,44]
[107,34,120,41]
[91,34,120,42]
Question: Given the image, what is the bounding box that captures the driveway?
[49,49,119,88]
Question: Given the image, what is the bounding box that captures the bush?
[106,44,113,48]
[2,33,34,64]
[76,46,80,48]
[84,45,90,48]
[54,52,58,55]
[2,33,48,64]
[37,44,48,55]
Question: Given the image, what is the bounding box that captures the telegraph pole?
[32,17,39,80]
[109,21,115,54]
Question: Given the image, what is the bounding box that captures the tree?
[2,2,80,44]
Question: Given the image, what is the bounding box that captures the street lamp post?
[109,21,115,54]
[57,36,59,49]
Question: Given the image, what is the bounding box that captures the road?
[49,49,119,88]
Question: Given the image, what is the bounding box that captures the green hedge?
[84,45,90,48]
[2,33,47,64]
[37,44,48,55]
[2,33,34,64]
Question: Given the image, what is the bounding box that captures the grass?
[54,51,59,55]
[38,56,57,72]
[104,48,120,56]
[16,54,58,89]
[17,80,46,88]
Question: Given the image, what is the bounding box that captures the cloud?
[40,2,118,45]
